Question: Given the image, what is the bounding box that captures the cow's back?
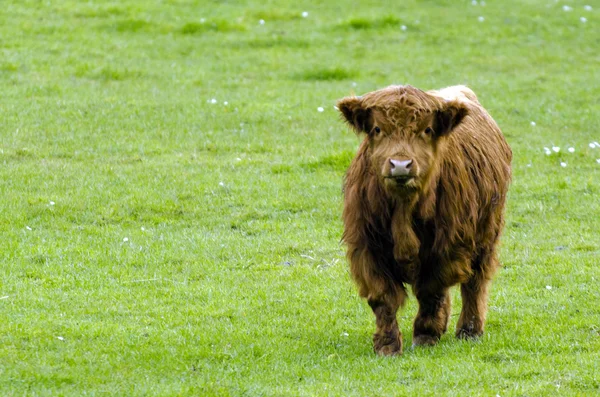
[427,90,511,263]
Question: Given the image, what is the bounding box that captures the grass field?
[1,0,599,395]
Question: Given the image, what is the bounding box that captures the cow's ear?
[337,96,371,134]
[433,100,468,137]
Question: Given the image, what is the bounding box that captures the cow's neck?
[416,162,441,220]
[388,169,440,281]
[391,195,420,267]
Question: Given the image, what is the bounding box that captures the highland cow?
[337,85,511,355]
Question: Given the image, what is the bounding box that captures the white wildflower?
[259,19,265,25]
[26,226,32,231]
[478,16,485,22]
[530,121,536,126]
[302,11,309,18]
[317,107,324,112]
[596,159,600,164]
[472,0,478,5]
[568,147,575,153]
[219,181,225,187]
[49,201,55,205]
[589,143,596,148]
[223,101,228,105]
[552,146,560,153]
[584,5,592,11]
[563,5,573,12]
[546,285,552,290]
[560,162,567,167]
[210,98,217,104]
[580,17,587,23]
[123,237,129,242]
[544,147,552,155]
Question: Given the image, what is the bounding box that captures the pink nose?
[389,159,413,177]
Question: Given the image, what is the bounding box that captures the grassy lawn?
[1,0,599,395]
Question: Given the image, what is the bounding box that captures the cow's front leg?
[367,285,406,356]
[412,285,451,346]
[347,245,407,355]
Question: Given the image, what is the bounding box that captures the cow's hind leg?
[367,284,406,356]
[412,285,451,346]
[456,250,498,339]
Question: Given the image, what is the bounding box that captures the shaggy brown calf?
[337,85,511,355]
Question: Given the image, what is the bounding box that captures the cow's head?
[337,85,468,196]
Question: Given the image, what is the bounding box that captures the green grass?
[1,0,599,396]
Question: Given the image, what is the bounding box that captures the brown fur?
[337,85,511,355]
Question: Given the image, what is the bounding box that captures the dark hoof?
[456,328,483,340]
[412,334,439,347]
[373,332,402,356]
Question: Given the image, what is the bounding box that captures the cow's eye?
[374,126,381,134]
[424,127,433,134]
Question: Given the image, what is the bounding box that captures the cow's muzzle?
[389,159,413,177]
[383,158,415,186]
